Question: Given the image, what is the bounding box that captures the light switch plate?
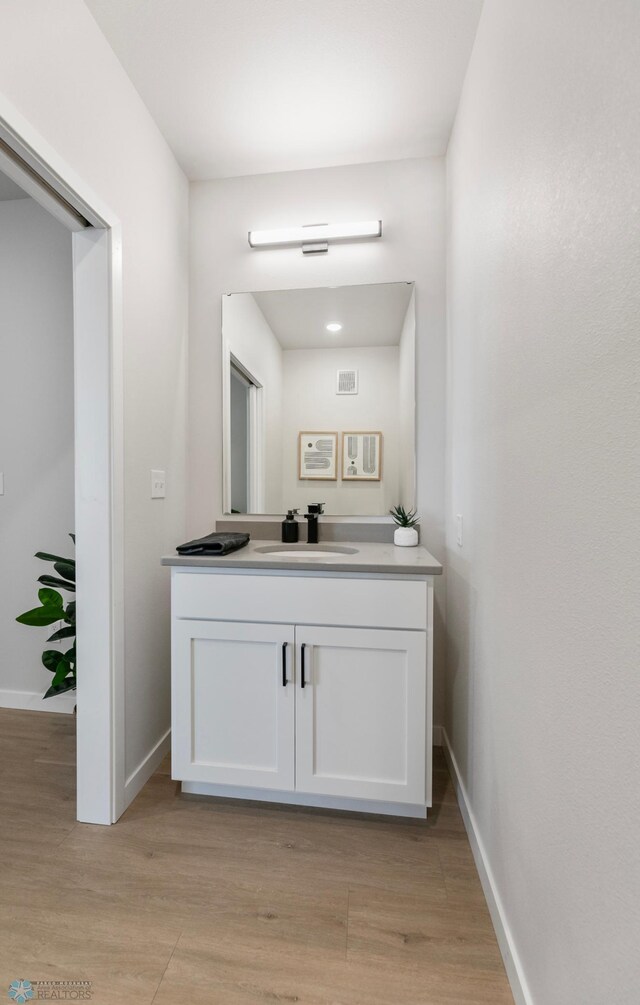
[456,514,463,547]
[151,469,166,499]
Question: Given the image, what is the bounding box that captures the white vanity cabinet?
[168,563,436,818]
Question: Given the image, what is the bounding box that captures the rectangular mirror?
[222,281,415,516]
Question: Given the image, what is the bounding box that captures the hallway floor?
[0,709,513,1004]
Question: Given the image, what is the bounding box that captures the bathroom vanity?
[162,542,441,818]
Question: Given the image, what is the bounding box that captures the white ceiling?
[252,282,413,350]
[0,171,29,202]
[83,0,483,180]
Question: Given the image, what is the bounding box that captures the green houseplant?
[16,534,76,699]
[389,505,420,547]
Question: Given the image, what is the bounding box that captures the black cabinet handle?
[282,642,288,687]
[300,643,306,688]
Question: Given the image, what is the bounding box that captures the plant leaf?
[47,625,75,643]
[34,552,75,566]
[64,600,76,625]
[42,649,63,672]
[44,676,76,699]
[37,588,64,608]
[51,658,73,687]
[69,533,75,544]
[54,561,75,583]
[38,575,75,593]
[389,504,419,527]
[16,606,63,627]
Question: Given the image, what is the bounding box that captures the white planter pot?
[394,526,419,548]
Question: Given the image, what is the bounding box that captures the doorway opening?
[229,356,264,513]
[0,175,76,709]
[226,353,264,514]
[0,109,123,824]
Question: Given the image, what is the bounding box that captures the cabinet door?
[295,626,427,805]
[172,620,295,790]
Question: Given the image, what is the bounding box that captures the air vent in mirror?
[336,369,358,394]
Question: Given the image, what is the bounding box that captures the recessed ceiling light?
[326,323,342,333]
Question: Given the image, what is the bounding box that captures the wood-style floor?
[0,709,513,1004]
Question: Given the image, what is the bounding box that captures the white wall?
[446,2,640,1002]
[281,346,400,515]
[0,198,74,708]
[0,0,188,793]
[189,157,447,721]
[223,293,283,513]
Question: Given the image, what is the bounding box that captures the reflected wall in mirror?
[222,282,415,516]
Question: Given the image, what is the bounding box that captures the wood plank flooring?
[0,709,513,1004]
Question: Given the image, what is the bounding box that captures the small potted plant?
[390,505,420,547]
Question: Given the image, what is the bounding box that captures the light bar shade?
[248,220,382,249]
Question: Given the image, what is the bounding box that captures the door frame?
[0,95,124,824]
[221,340,265,514]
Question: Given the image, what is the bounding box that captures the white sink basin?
[255,545,358,558]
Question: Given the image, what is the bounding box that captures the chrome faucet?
[304,503,324,544]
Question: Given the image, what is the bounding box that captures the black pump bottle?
[281,509,299,543]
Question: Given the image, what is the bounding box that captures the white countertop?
[161,540,442,576]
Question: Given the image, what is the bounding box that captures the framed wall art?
[342,431,383,481]
[298,431,338,480]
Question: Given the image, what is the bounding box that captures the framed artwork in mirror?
[298,431,338,480]
[342,432,383,481]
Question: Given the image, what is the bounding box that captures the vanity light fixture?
[247,220,382,254]
[326,323,342,333]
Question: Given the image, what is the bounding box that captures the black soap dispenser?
[281,509,299,543]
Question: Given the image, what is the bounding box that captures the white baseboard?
[442,728,533,1005]
[432,724,443,746]
[0,687,76,715]
[124,728,171,807]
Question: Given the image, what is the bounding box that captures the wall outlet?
[456,514,463,547]
[151,469,166,499]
